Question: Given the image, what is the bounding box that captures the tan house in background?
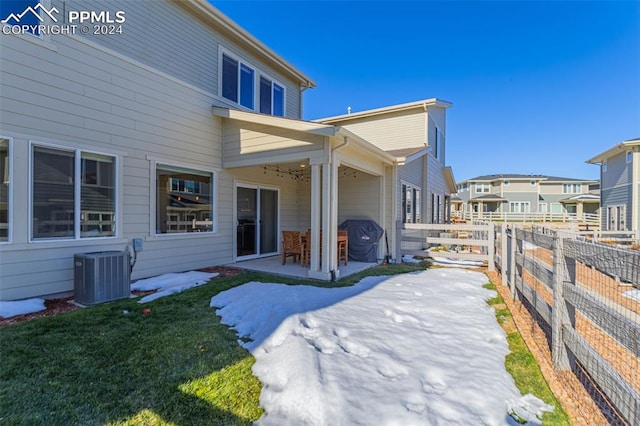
[455,174,599,222]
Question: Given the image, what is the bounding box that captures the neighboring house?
[455,174,599,220]
[587,138,640,234]
[0,0,454,300]
[318,99,457,226]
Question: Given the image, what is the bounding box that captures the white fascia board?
[586,140,640,164]
[316,98,453,123]
[212,107,336,136]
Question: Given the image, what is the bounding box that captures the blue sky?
[214,1,640,181]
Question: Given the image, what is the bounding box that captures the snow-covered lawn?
[131,271,218,303]
[211,268,552,425]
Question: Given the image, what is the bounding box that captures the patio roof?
[470,195,506,202]
[560,194,600,203]
[212,107,396,171]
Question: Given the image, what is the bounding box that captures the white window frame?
[627,151,633,164]
[151,159,217,237]
[218,47,286,117]
[475,183,490,193]
[530,180,536,186]
[0,136,13,244]
[538,202,547,213]
[29,141,119,242]
[503,180,510,186]
[509,201,530,213]
[562,183,582,194]
[401,181,421,223]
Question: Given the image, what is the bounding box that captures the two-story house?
[455,174,599,220]
[587,138,640,234]
[318,99,457,226]
[0,0,455,300]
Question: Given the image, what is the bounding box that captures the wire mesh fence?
[502,225,639,425]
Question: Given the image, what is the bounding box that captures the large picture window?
[156,164,214,234]
[0,138,10,242]
[31,145,116,240]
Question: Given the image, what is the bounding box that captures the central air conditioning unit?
[74,251,131,305]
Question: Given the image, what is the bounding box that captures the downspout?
[329,136,350,281]
[299,82,312,118]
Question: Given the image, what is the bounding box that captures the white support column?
[309,162,332,280]
[309,163,321,273]
[328,157,339,278]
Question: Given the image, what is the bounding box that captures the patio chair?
[338,229,348,266]
[282,230,303,265]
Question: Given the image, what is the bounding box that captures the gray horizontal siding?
[602,151,631,189]
[52,0,302,118]
[0,30,239,300]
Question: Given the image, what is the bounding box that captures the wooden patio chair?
[282,231,303,265]
[338,230,348,266]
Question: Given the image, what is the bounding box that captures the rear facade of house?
[1,0,456,300]
[1,0,321,299]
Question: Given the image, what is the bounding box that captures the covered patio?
[213,107,397,281]
[230,256,378,280]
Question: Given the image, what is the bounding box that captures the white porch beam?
[309,164,321,273]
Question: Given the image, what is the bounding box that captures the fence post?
[395,220,402,263]
[509,225,518,299]
[501,223,508,285]
[487,223,495,271]
[552,230,576,370]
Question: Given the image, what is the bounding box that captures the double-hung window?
[562,183,581,194]
[31,144,116,240]
[221,53,255,109]
[259,76,285,116]
[220,49,286,117]
[155,164,215,234]
[475,183,490,193]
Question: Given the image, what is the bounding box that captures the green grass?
[483,282,571,425]
[0,264,566,425]
[0,264,425,425]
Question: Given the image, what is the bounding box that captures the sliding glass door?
[236,184,278,259]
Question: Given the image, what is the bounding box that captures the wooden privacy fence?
[400,221,495,271]
[496,224,639,425]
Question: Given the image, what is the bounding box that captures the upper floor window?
[475,183,490,193]
[603,161,607,172]
[31,144,117,240]
[433,128,440,159]
[530,180,536,186]
[221,53,255,109]
[503,180,510,186]
[259,76,285,116]
[220,49,286,117]
[627,151,633,164]
[0,138,10,242]
[563,183,582,194]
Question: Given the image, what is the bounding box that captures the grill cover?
[338,219,384,262]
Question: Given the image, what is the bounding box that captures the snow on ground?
[622,289,640,303]
[211,268,553,425]
[0,298,46,318]
[430,256,485,268]
[132,271,218,303]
